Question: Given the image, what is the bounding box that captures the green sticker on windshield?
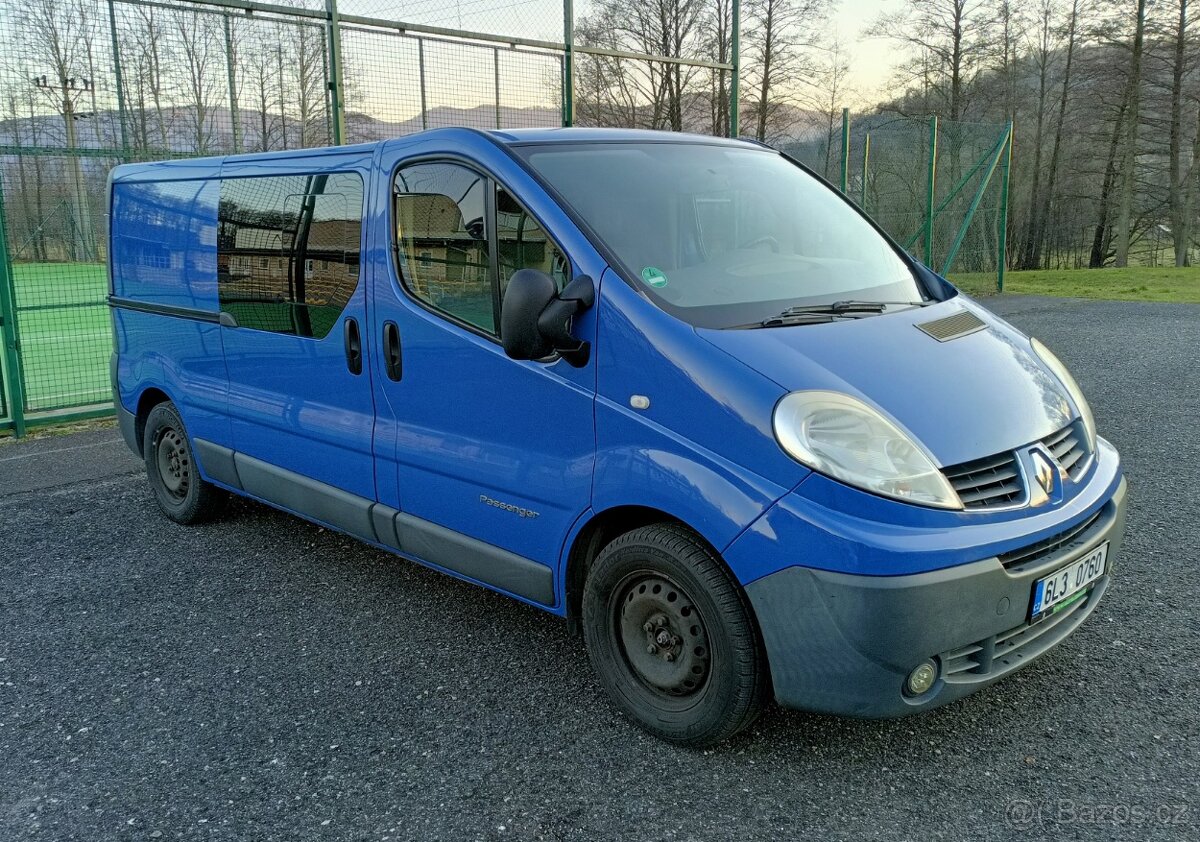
[641,266,669,288]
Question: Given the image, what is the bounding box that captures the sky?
[831,0,904,105]
[340,0,907,114]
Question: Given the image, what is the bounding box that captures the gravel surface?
[1,296,1197,841]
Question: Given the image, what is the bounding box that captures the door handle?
[344,317,362,375]
[383,321,402,381]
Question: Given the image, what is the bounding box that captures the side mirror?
[501,270,594,367]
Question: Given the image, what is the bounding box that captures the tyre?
[142,401,227,524]
[582,523,768,747]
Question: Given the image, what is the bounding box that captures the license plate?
[1030,542,1108,619]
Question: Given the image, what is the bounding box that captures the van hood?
[696,297,1075,467]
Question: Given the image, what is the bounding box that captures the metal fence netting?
[0,0,1006,434]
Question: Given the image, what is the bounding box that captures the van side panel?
[591,273,808,561]
[110,169,231,455]
[112,308,231,456]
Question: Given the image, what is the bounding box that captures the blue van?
[109,128,1126,746]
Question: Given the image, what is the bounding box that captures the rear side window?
[217,172,363,338]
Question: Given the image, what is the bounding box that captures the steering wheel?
[739,234,780,253]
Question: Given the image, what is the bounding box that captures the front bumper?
[744,477,1127,717]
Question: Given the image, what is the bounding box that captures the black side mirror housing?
[501,270,594,367]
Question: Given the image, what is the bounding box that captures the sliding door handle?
[383,321,402,381]
[344,317,362,375]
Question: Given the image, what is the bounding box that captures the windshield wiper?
[735,299,934,329]
[788,299,935,314]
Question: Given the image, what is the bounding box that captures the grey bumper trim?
[746,478,1128,718]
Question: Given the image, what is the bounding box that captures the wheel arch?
[562,505,732,631]
[131,386,173,457]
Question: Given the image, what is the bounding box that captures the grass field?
[950,265,1200,302]
[7,262,110,413]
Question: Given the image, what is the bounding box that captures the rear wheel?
[582,523,768,747]
[143,401,226,524]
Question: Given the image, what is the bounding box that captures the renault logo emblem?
[1033,452,1056,495]
[1028,451,1059,507]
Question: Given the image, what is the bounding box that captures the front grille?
[943,451,1024,509]
[942,422,1092,511]
[1041,423,1090,480]
[941,586,1096,680]
[998,509,1103,571]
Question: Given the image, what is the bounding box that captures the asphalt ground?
[1,296,1197,841]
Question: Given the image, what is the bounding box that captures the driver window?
[496,185,570,298]
[394,162,494,334]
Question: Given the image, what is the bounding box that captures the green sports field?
[6,262,111,413]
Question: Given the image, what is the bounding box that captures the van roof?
[109,127,757,182]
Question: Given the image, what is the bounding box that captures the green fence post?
[839,108,850,193]
[106,0,131,156]
[729,0,739,137]
[562,0,574,127]
[0,178,27,437]
[996,121,1013,292]
[418,38,429,130]
[325,0,347,145]
[860,131,870,209]
[493,47,502,129]
[924,115,938,265]
[224,14,242,154]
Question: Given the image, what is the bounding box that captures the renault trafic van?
[109,128,1127,746]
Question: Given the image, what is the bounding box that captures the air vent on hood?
[916,309,987,342]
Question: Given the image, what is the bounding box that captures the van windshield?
[514,142,926,329]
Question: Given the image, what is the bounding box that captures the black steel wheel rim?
[155,427,190,501]
[614,572,711,698]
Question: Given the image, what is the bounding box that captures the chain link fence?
[782,111,1012,291]
[0,0,647,434]
[0,0,1008,435]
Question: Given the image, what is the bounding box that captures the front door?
[369,156,598,607]
[216,163,377,537]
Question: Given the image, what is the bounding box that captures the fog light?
[906,660,938,696]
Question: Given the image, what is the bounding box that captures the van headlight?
[1030,338,1097,452]
[773,390,962,510]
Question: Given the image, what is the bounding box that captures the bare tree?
[173,9,223,155]
[805,36,852,180]
[1112,0,1147,267]
[576,0,709,131]
[240,23,280,151]
[124,5,172,151]
[1025,0,1082,269]
[868,0,995,121]
[1165,0,1195,265]
[741,0,828,143]
[706,0,734,136]
[16,0,97,260]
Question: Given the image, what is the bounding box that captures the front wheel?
[582,523,768,747]
[143,401,227,524]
